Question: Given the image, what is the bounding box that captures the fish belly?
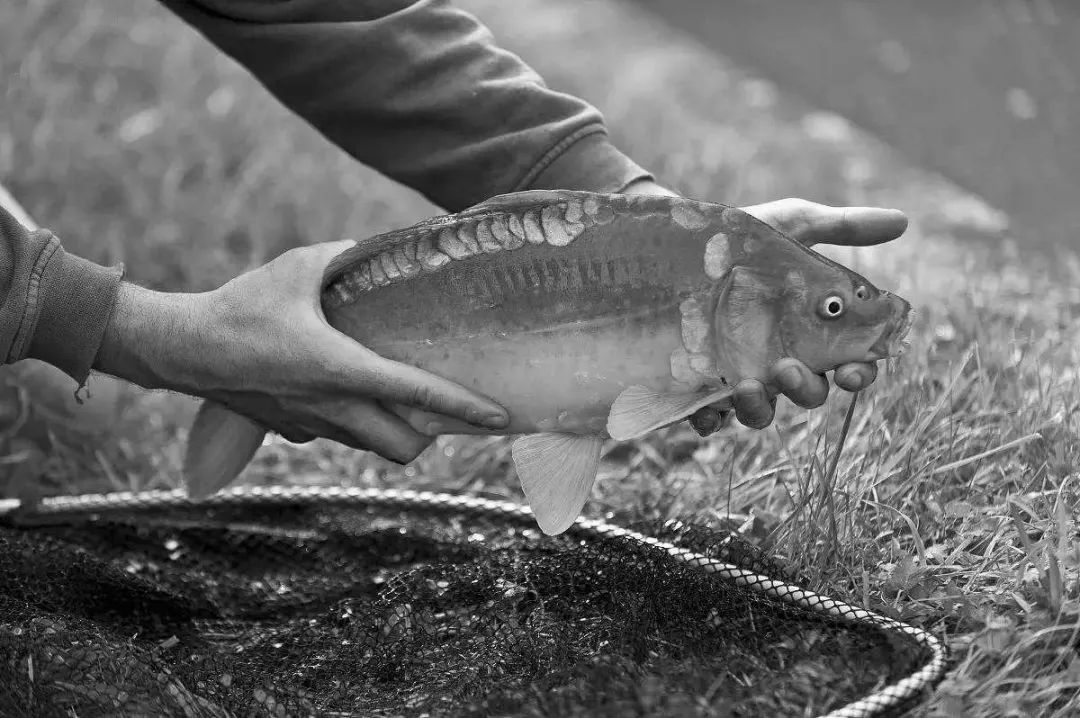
[366,309,685,436]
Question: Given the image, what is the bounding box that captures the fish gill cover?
[0,487,945,717]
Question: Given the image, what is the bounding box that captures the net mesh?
[0,488,945,718]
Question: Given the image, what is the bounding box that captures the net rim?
[0,485,948,718]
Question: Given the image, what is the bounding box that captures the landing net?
[0,486,946,717]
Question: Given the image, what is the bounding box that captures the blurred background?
[635,0,1078,250]
[2,1,1080,713]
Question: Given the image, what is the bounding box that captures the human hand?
[619,180,907,435]
[691,198,908,435]
[96,240,510,464]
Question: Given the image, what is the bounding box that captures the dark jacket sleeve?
[159,0,652,211]
[0,206,123,385]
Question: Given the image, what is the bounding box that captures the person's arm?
[91,240,509,462]
[159,0,652,213]
[0,198,508,461]
[0,205,123,389]
[157,0,907,433]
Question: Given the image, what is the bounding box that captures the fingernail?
[777,366,802,391]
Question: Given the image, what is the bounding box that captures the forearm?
[161,0,650,211]
[93,284,217,395]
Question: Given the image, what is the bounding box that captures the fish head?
[775,264,913,373]
[709,216,913,381]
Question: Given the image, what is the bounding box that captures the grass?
[4,0,1080,715]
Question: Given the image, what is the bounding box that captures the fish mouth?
[868,296,915,359]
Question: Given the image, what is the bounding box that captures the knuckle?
[279,246,310,265]
[403,383,437,410]
[276,246,325,281]
[783,197,813,215]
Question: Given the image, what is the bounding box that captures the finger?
[833,362,878,393]
[688,407,721,437]
[273,424,318,444]
[688,405,731,437]
[227,409,314,445]
[741,198,812,233]
[347,348,510,430]
[383,402,502,437]
[770,358,830,409]
[733,379,776,430]
[329,400,434,464]
[804,206,908,247]
[206,394,316,444]
[743,200,907,248]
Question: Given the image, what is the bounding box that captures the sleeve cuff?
[27,242,124,385]
[519,127,653,195]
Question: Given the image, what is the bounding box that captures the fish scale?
[317,193,732,443]
[185,190,913,537]
[324,197,698,342]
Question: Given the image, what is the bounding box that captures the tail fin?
[183,400,266,497]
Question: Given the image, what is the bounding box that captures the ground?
[3,0,1080,715]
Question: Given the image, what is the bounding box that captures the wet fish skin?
[184,190,912,536]
[323,192,710,435]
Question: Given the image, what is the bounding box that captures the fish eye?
[855,285,868,300]
[819,295,845,319]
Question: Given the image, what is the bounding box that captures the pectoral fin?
[183,401,267,497]
[606,386,735,442]
[511,433,604,536]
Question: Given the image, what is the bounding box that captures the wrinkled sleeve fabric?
[159,0,652,211]
[0,206,124,385]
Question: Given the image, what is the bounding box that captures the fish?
[183,190,913,535]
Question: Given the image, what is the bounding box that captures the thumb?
[281,239,360,289]
[804,206,908,247]
[742,200,907,247]
[308,238,359,263]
